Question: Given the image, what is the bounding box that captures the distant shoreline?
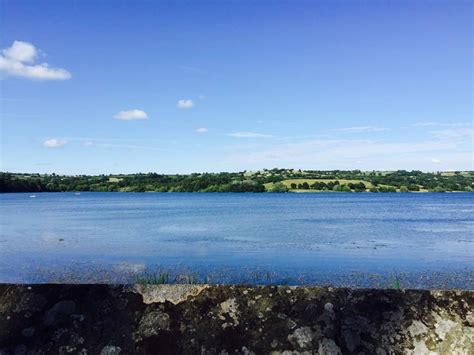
[2,190,472,194]
[1,169,473,193]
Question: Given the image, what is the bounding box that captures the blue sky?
[0,0,472,174]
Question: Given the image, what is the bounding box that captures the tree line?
[0,170,472,193]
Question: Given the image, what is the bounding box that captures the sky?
[0,0,472,174]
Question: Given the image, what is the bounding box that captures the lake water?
[0,192,472,288]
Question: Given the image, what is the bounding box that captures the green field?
[265,178,374,192]
[108,177,123,182]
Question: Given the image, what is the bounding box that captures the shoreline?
[3,170,473,193]
[2,190,473,194]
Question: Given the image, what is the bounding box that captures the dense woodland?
[1,169,473,193]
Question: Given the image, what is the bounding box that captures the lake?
[0,192,472,288]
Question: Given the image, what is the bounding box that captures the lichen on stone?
[288,326,315,349]
[134,310,170,341]
[218,298,240,328]
[133,284,208,305]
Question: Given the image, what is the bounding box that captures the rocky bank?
[0,284,472,354]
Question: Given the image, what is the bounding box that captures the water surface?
[0,192,472,288]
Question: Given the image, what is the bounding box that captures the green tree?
[270,182,288,193]
[341,184,352,192]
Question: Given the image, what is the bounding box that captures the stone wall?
[0,285,472,354]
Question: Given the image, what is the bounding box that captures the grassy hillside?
[265,178,374,191]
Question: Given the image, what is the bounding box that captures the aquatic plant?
[392,275,402,290]
[134,271,203,285]
[135,272,170,285]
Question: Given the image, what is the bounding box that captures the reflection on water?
[0,192,473,288]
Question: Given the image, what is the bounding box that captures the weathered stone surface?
[100,345,121,355]
[134,284,208,305]
[43,300,76,326]
[134,311,170,341]
[0,285,472,354]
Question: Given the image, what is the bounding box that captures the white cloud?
[333,126,389,133]
[177,99,194,109]
[113,109,148,120]
[82,141,95,147]
[0,41,71,80]
[431,158,441,164]
[228,131,273,138]
[196,128,208,133]
[3,41,37,62]
[43,138,67,148]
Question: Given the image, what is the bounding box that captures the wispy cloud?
[196,128,208,134]
[429,128,473,140]
[179,65,206,74]
[0,113,44,118]
[113,109,148,120]
[63,136,176,144]
[226,130,471,170]
[43,138,68,148]
[237,139,453,161]
[333,126,389,133]
[412,121,471,127]
[177,99,194,109]
[92,143,165,151]
[44,136,168,152]
[228,131,273,138]
[0,41,71,80]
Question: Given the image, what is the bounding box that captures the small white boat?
[75,192,81,195]
[29,195,36,198]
